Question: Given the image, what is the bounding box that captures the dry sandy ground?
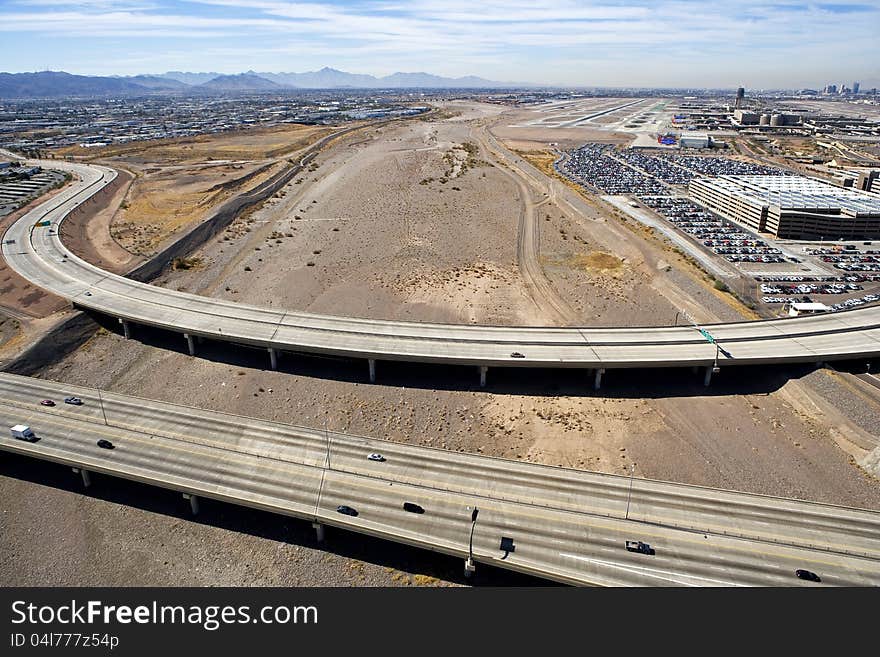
[60,167,143,275]
[88,124,332,256]
[3,103,880,587]
[172,115,540,326]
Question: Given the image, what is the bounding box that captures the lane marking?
[558,553,742,587]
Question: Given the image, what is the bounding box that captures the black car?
[96,439,115,450]
[795,569,821,582]
[336,505,358,517]
[403,502,425,514]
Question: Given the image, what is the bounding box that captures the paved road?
[2,372,879,586]
[3,156,880,381]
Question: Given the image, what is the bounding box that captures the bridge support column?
[704,366,713,387]
[119,318,130,339]
[312,522,325,542]
[368,359,376,383]
[464,557,476,578]
[594,368,605,390]
[183,493,199,515]
[268,348,278,370]
[184,333,195,356]
[73,467,91,488]
[479,366,488,388]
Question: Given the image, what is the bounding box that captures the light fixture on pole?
[625,464,636,521]
[465,507,479,578]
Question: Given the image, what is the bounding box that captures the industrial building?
[733,109,804,127]
[689,175,880,240]
[679,132,711,149]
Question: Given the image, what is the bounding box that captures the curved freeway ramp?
[3,159,880,383]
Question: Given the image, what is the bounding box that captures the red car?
[40,399,55,407]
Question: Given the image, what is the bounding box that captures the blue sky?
[1,1,877,87]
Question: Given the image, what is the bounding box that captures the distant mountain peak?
[199,73,279,90]
[0,67,530,98]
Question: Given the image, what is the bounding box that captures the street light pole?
[465,507,479,578]
[625,464,636,521]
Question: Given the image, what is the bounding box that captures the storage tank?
[770,114,783,127]
[759,113,771,126]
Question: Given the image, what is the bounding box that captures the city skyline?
[0,1,878,88]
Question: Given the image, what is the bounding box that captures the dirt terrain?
[86,124,333,256]
[3,102,880,587]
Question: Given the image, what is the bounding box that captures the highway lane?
[3,159,880,378]
[4,373,879,559]
[2,373,879,585]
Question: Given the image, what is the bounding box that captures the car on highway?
[795,569,821,582]
[367,453,385,462]
[625,540,655,555]
[40,399,55,406]
[64,397,83,405]
[336,505,358,517]
[402,502,425,514]
[96,439,115,450]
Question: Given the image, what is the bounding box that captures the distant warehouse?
[689,175,880,240]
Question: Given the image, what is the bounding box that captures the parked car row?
[829,293,880,310]
[653,154,792,177]
[755,274,870,283]
[804,247,877,256]
[760,282,861,295]
[818,253,880,273]
[762,292,879,308]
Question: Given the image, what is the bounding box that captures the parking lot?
[558,144,668,195]
[558,144,793,193]
[557,143,880,314]
[639,196,786,264]
[804,247,880,274]
[0,165,65,218]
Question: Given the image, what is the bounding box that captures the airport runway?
[2,372,879,586]
[3,158,880,384]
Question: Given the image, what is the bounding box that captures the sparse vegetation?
[171,256,202,271]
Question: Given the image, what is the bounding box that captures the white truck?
[10,424,36,441]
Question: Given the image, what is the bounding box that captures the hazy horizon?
[0,1,878,89]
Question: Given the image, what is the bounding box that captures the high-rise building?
[853,82,860,94]
[825,84,837,94]
[735,87,745,109]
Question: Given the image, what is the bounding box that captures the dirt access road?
[471,122,577,324]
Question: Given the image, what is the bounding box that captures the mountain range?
[0,67,528,98]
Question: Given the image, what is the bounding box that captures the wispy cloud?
[0,1,877,87]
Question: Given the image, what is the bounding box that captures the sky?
[0,0,878,88]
